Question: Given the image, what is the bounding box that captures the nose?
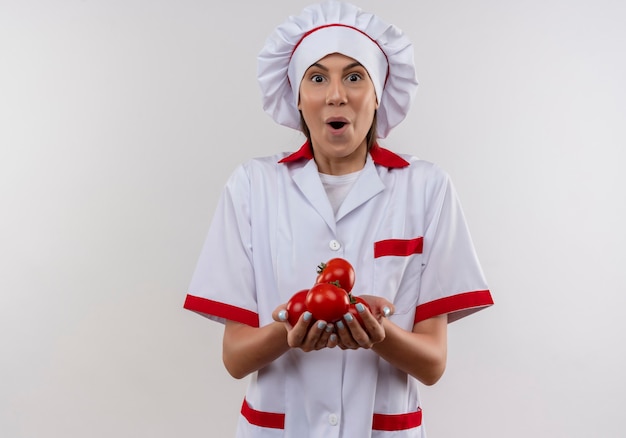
[326,80,347,106]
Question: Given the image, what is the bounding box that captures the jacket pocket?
[372,237,424,321]
[240,398,285,429]
[372,407,423,431]
[374,237,423,258]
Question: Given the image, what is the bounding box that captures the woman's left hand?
[272,304,339,351]
[334,294,394,350]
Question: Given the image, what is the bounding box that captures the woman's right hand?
[272,305,339,352]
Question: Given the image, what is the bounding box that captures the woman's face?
[298,53,378,175]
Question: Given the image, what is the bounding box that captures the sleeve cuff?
[184,294,260,327]
[414,290,493,324]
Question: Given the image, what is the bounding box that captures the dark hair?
[299,111,378,152]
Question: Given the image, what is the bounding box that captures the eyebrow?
[308,61,364,72]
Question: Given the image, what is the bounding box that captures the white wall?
[1,1,624,437]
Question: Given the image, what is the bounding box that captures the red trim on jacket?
[369,143,410,168]
[374,237,424,258]
[278,141,314,162]
[241,399,285,429]
[240,398,422,431]
[414,290,494,323]
[278,141,410,168]
[372,408,423,431]
[183,294,260,328]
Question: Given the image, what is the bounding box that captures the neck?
[314,145,368,175]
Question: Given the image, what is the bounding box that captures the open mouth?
[328,121,347,129]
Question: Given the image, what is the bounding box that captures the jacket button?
[328,413,339,425]
[329,240,341,251]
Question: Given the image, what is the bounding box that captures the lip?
[325,117,350,134]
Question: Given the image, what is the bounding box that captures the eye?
[346,73,362,82]
[310,74,325,83]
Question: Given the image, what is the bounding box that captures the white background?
[1,1,625,437]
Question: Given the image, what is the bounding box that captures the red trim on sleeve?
[372,408,422,431]
[374,237,423,258]
[241,399,285,429]
[183,294,260,328]
[414,290,493,323]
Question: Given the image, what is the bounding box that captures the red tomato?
[305,283,350,322]
[286,289,310,327]
[347,295,371,328]
[315,258,356,293]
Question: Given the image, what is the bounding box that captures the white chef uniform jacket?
[185,142,493,438]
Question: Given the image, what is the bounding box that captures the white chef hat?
[257,0,418,139]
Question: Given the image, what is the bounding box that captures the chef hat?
[257,0,418,138]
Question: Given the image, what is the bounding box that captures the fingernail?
[317,321,327,330]
[330,334,338,343]
[344,312,354,322]
[383,306,391,317]
[303,311,312,321]
[356,303,365,313]
[278,310,287,321]
[325,324,333,333]
[336,320,345,330]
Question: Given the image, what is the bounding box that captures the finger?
[343,311,373,348]
[382,305,394,318]
[371,302,393,320]
[314,322,334,350]
[287,311,313,347]
[277,309,288,323]
[303,320,329,352]
[355,304,385,344]
[327,332,338,349]
[272,305,288,323]
[358,295,395,319]
[335,319,359,350]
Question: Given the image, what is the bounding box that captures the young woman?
[184,2,493,436]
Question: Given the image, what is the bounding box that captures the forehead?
[307,52,365,70]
